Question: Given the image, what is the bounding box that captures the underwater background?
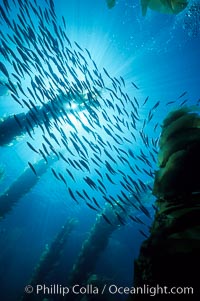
[0,0,200,300]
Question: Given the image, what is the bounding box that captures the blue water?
[0,0,200,301]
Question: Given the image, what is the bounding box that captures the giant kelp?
[131,106,200,300]
[21,218,77,301]
[0,157,56,219]
[153,106,200,198]
[140,0,188,16]
[0,165,4,181]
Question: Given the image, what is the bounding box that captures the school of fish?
[0,0,192,234]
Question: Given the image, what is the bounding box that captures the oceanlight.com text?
[24,283,194,297]
[108,284,194,296]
